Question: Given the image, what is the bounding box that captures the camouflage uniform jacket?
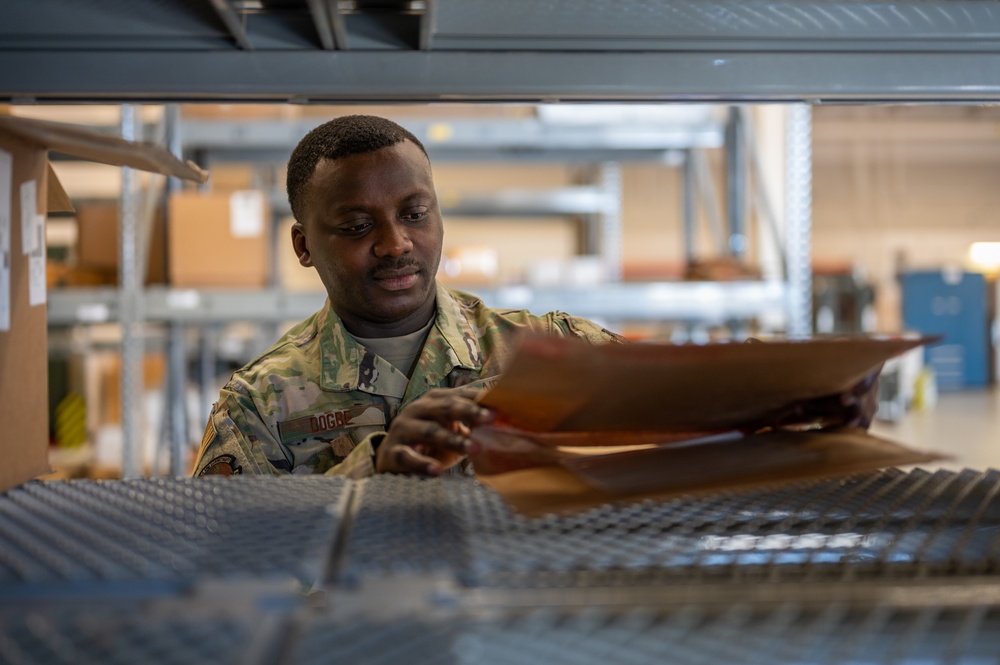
[192,284,622,479]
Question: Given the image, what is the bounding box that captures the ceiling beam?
[206,0,253,50]
[418,0,434,50]
[328,0,350,50]
[306,0,337,49]
[6,50,1000,103]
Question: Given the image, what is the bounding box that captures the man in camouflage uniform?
[193,115,623,479]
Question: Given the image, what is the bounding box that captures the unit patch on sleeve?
[198,454,243,477]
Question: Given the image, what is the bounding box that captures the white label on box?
[0,150,10,331]
[29,215,46,306]
[75,303,111,323]
[166,289,201,310]
[230,191,264,238]
[20,179,37,254]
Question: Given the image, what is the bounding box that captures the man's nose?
[373,220,413,257]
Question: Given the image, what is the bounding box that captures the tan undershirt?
[350,316,436,379]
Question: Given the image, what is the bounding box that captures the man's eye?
[339,220,372,235]
[401,209,428,223]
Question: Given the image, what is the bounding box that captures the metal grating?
[0,610,253,665]
[0,476,347,593]
[1,469,1000,662]
[455,468,1000,587]
[338,475,467,585]
[291,616,458,665]
[288,604,1000,665]
[340,468,1000,588]
[3,601,998,665]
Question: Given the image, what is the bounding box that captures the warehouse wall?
[33,103,1000,476]
[35,103,1000,327]
[812,106,1000,332]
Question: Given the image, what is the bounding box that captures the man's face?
[292,140,443,337]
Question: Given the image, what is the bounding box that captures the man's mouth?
[372,266,420,291]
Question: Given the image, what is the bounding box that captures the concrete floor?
[871,386,1000,472]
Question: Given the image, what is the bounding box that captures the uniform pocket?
[277,405,387,472]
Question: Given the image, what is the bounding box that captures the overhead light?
[968,242,1000,275]
[536,104,720,126]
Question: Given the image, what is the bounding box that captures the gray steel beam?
[206,0,253,50]
[48,288,328,325]
[598,163,623,282]
[119,105,145,479]
[306,0,337,50]
[682,150,695,264]
[165,322,189,477]
[10,0,1000,53]
[418,0,434,50]
[199,325,219,427]
[433,0,1000,45]
[726,107,748,258]
[326,0,350,49]
[179,117,722,151]
[201,146,687,165]
[47,282,787,326]
[785,106,813,338]
[266,186,616,218]
[7,51,1000,102]
[691,149,727,256]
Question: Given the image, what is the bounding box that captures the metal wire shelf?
[2,468,1000,663]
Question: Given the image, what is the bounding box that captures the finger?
[383,444,443,476]
[393,418,480,455]
[404,392,495,428]
[453,386,487,400]
[852,369,881,396]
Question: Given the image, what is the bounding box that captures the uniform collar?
[318,283,483,397]
[431,283,483,371]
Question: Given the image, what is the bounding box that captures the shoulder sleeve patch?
[197,454,243,477]
[196,416,217,460]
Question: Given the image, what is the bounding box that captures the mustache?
[370,256,422,275]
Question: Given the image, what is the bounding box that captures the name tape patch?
[278,405,386,445]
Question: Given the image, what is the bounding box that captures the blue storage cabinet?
[901,271,995,390]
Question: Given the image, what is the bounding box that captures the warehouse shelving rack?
[6,1,1000,661]
[46,103,798,478]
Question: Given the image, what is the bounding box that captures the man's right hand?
[375,387,495,476]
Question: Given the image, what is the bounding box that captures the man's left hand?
[375,387,495,476]
[762,369,882,431]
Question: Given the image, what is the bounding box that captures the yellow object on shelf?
[912,366,938,412]
[54,393,87,448]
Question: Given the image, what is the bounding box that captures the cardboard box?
[205,163,257,192]
[276,216,325,292]
[168,190,271,288]
[97,350,166,426]
[0,114,206,494]
[75,201,167,284]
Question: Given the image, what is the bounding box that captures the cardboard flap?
[479,334,935,433]
[477,428,944,517]
[561,428,941,497]
[46,163,75,213]
[0,115,208,184]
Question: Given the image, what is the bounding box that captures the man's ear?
[290,222,312,267]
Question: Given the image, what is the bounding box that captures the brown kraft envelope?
[472,334,944,516]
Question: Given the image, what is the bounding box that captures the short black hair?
[286,114,428,221]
